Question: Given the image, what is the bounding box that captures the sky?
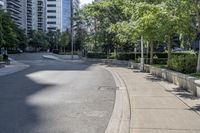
[80,0,94,6]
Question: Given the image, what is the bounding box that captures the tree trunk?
[195,0,200,72]
[147,41,149,64]
[197,41,200,72]
[167,36,172,61]
[150,42,153,65]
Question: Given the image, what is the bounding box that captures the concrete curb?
[103,66,131,133]
[0,61,29,77]
[42,55,59,60]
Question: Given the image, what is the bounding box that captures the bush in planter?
[0,55,3,62]
[87,52,108,59]
[3,54,8,61]
[167,54,197,73]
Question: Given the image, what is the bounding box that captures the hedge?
[168,54,197,74]
[87,52,197,66]
[87,52,108,59]
[0,55,3,62]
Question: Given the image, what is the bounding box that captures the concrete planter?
[129,62,200,97]
[5,60,10,65]
[85,58,129,66]
[0,62,5,68]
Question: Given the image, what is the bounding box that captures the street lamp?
[71,0,74,59]
[140,36,144,71]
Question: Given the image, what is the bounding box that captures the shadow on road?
[0,61,92,133]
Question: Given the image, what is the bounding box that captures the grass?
[0,55,3,62]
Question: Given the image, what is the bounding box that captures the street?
[0,53,116,133]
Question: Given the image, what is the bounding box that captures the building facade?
[0,0,5,9]
[5,0,26,29]
[46,0,79,32]
[32,0,46,32]
[2,0,78,33]
[46,0,62,31]
[3,0,46,34]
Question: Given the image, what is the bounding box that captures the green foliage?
[60,32,70,47]
[0,55,3,62]
[3,54,8,61]
[80,0,196,66]
[87,52,108,59]
[168,54,197,73]
[0,10,18,49]
[29,30,49,49]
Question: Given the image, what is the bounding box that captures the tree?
[0,10,17,49]
[14,26,27,51]
[60,31,70,53]
[28,30,49,51]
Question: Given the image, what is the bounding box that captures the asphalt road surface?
[0,53,116,133]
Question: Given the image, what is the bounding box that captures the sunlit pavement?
[0,53,116,133]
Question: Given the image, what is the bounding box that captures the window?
[47,21,56,24]
[47,4,56,7]
[47,10,56,13]
[47,16,56,19]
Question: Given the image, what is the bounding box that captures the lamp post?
[140,36,144,71]
[71,0,74,59]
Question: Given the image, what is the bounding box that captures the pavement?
[107,66,200,133]
[2,53,200,133]
[0,59,29,77]
[0,53,116,133]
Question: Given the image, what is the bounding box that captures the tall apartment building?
[0,0,5,9]
[27,0,32,33]
[5,0,26,29]
[46,0,79,32]
[3,0,46,33]
[32,0,46,32]
[46,0,62,31]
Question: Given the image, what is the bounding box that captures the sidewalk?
[108,66,200,133]
[0,60,29,76]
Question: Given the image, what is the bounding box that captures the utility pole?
[71,0,74,59]
[140,36,144,71]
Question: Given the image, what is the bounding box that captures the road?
[0,53,116,133]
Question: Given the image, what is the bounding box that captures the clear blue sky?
[80,0,93,6]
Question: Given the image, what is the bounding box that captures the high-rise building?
[46,0,79,32]
[62,0,70,32]
[3,0,46,34]
[46,0,62,31]
[0,0,5,9]
[5,0,26,29]
[32,0,46,32]
[27,0,32,33]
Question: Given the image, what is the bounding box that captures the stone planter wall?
[85,58,200,97]
[85,58,129,66]
[0,62,5,68]
[130,62,200,97]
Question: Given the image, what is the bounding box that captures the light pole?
[71,0,74,59]
[140,36,144,71]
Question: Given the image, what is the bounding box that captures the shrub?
[3,54,9,61]
[167,54,197,74]
[0,55,3,62]
[87,52,108,59]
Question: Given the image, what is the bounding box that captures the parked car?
[172,47,185,52]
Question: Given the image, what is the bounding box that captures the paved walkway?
[0,60,29,76]
[109,67,200,133]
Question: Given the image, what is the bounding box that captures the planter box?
[85,58,129,66]
[0,62,5,68]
